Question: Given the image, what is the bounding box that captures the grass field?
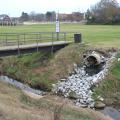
[0,23,120,47]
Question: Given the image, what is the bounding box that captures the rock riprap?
[52,52,115,107]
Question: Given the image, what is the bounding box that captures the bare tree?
[86,0,120,24]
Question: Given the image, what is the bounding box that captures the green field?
[0,23,120,47]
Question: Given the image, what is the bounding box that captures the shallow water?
[0,75,44,95]
[100,107,120,120]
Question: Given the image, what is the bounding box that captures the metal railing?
[0,32,77,47]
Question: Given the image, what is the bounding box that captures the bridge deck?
[0,41,72,51]
[0,41,72,56]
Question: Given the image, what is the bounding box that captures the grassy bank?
[0,43,88,91]
[1,41,120,108]
[0,81,113,120]
[93,52,120,108]
[0,24,120,47]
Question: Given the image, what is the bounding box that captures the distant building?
[59,13,84,22]
[0,14,17,26]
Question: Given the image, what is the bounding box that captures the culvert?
[53,50,115,108]
[84,51,102,66]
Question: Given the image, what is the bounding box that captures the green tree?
[20,12,29,22]
[46,11,56,21]
[112,12,120,24]
[85,9,95,23]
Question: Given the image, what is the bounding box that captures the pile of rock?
[52,51,115,108]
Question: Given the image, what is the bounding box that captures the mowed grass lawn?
[0,23,120,47]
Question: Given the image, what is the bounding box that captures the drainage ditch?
[0,50,120,120]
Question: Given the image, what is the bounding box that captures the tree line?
[20,11,84,22]
[20,0,120,24]
[86,0,120,24]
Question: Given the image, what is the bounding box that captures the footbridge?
[0,32,80,57]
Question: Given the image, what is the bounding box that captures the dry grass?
[0,81,113,120]
[0,82,53,120]
[48,43,88,80]
[44,95,113,120]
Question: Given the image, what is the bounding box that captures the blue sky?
[0,0,120,17]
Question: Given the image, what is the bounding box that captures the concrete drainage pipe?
[84,52,101,66]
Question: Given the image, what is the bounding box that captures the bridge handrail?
[0,32,78,47]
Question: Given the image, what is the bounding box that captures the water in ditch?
[100,107,120,120]
[0,75,44,95]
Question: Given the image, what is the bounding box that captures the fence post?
[17,34,20,55]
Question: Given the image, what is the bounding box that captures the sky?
[0,0,120,17]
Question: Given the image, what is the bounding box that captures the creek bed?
[0,75,44,95]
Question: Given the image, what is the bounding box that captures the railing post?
[5,33,7,46]
[24,33,26,44]
[64,32,66,43]
[39,32,41,41]
[57,32,59,41]
[17,34,20,55]
[51,32,54,54]
[36,33,39,52]
[40,33,42,42]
